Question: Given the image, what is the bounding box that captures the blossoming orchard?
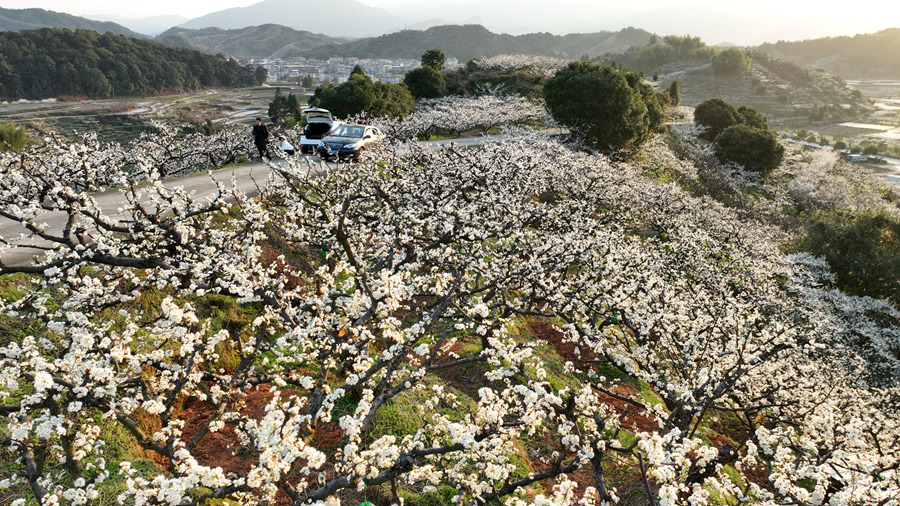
[1,59,899,506]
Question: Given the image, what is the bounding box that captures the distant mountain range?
[158,23,652,62]
[1,3,898,82]
[86,14,189,36]
[299,24,654,62]
[178,0,404,38]
[0,7,141,37]
[157,25,346,60]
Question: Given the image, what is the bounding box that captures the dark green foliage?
[713,124,785,173]
[710,48,752,76]
[0,122,29,151]
[863,145,881,155]
[403,66,447,99]
[602,35,715,72]
[666,80,681,106]
[309,74,413,119]
[543,61,665,153]
[421,49,445,70]
[268,87,303,124]
[0,28,266,100]
[793,210,900,305]
[736,105,768,130]
[157,25,344,60]
[351,64,365,76]
[0,6,140,37]
[693,98,741,140]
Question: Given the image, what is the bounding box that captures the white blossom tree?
[0,94,897,506]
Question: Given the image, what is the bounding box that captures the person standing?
[252,117,270,160]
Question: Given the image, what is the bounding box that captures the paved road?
[1,130,565,267]
[0,157,328,267]
[786,139,900,178]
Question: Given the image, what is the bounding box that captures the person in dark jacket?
[252,117,270,160]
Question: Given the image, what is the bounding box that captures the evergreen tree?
[666,80,681,106]
[543,61,665,153]
[404,66,446,99]
[421,49,445,70]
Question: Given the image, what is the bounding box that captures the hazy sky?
[3,0,899,45]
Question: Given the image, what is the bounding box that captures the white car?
[299,108,342,154]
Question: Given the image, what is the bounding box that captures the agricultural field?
[0,85,309,144]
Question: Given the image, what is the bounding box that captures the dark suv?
[316,124,385,161]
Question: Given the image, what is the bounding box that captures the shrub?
[543,61,665,153]
[694,98,741,140]
[737,105,769,130]
[666,81,681,106]
[714,123,785,173]
[793,210,900,305]
[0,122,28,152]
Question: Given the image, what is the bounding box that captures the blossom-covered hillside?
[0,59,898,506]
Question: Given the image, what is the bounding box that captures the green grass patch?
[367,376,477,444]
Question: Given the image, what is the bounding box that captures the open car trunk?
[304,122,333,140]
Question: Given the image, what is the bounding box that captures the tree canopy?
[694,98,743,140]
[421,48,445,69]
[0,27,266,100]
[268,87,303,125]
[710,47,752,76]
[403,66,447,99]
[714,123,785,173]
[543,61,665,153]
[309,73,413,119]
[694,98,784,173]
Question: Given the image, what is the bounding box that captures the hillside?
[179,0,404,38]
[651,51,872,126]
[1,90,898,505]
[157,25,346,60]
[0,7,141,37]
[300,24,653,62]
[592,36,874,127]
[0,28,265,101]
[756,28,900,78]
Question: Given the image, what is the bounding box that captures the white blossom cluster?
[378,94,550,140]
[473,54,572,77]
[0,104,897,506]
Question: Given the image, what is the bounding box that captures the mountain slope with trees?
[594,36,873,126]
[300,24,653,62]
[0,28,266,101]
[157,25,346,60]
[756,28,900,78]
[0,7,141,37]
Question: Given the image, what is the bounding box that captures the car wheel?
[300,145,309,154]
